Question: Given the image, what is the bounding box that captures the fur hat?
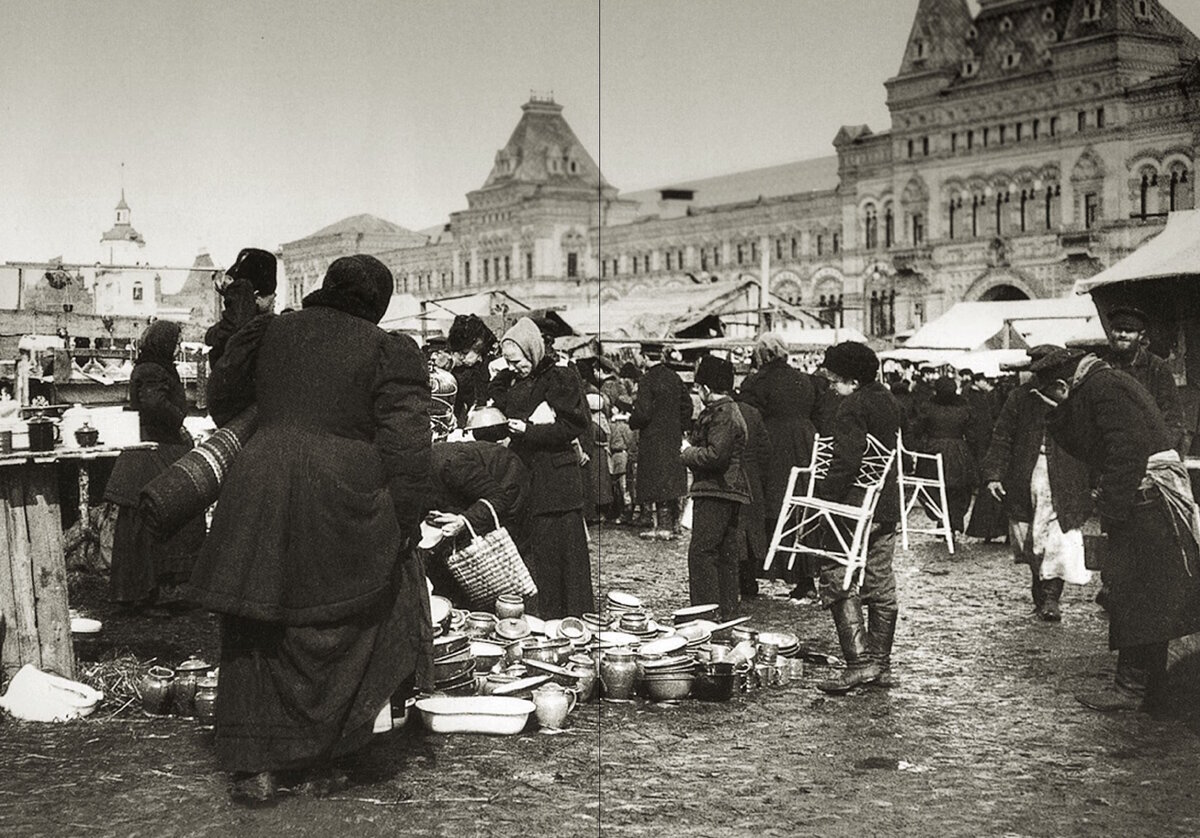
[822,341,879,384]
[694,355,734,393]
[225,247,277,295]
[618,362,642,381]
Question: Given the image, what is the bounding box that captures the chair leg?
[937,477,955,554]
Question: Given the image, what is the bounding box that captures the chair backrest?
[805,434,835,494]
[855,433,896,492]
[895,428,941,478]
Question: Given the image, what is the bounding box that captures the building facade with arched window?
[280,2,1200,340]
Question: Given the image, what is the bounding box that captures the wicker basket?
[440,500,537,609]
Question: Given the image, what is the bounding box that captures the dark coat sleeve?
[682,406,735,473]
[204,278,259,367]
[130,362,186,437]
[522,366,590,450]
[206,313,273,427]
[629,371,656,431]
[980,387,1022,484]
[373,334,433,537]
[1146,355,1184,452]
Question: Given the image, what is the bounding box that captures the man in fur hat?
[681,355,750,620]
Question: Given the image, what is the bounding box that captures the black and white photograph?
[3,0,1200,835]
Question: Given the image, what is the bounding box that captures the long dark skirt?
[110,504,204,605]
[1106,493,1200,651]
[213,556,433,774]
[525,510,593,619]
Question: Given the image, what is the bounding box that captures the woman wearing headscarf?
[104,320,205,612]
[489,316,592,618]
[186,255,433,805]
[911,376,979,535]
[738,332,818,597]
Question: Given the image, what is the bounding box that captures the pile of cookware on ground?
[414,591,812,735]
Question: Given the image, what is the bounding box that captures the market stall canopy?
[1073,210,1200,294]
[945,349,1033,378]
[378,289,530,336]
[901,297,1101,352]
[559,278,826,340]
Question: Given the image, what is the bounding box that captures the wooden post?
[0,461,74,680]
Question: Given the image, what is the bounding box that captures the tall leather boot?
[1038,577,1063,622]
[868,606,898,688]
[1029,560,1044,613]
[816,597,881,694]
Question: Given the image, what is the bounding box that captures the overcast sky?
[2,0,1199,295]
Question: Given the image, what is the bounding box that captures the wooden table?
[1,443,156,680]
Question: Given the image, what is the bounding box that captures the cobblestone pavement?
[2,522,1198,837]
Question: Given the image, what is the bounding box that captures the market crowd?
[104,249,1200,805]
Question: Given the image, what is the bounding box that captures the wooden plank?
[1,469,42,676]
[24,465,73,678]
[0,471,24,680]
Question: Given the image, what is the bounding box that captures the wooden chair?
[763,433,897,591]
[895,429,955,554]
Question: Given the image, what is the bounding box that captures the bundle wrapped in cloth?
[139,405,258,538]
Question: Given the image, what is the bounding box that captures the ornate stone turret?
[99,189,146,265]
[887,0,974,107]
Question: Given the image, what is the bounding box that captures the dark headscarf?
[302,254,394,324]
[136,320,182,370]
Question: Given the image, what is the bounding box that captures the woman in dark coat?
[491,316,593,619]
[629,345,691,538]
[739,333,817,593]
[911,377,979,534]
[187,255,433,803]
[104,320,204,611]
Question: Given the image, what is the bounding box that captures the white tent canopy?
[901,297,1102,352]
[1074,209,1200,294]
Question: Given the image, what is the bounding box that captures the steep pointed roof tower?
[467,94,616,208]
[887,0,974,107]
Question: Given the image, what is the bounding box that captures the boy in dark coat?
[812,342,903,694]
[681,356,750,621]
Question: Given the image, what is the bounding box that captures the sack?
[441,500,537,609]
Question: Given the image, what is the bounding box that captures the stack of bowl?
[432,633,476,694]
[673,621,713,652]
[605,591,642,623]
[494,617,531,643]
[639,655,695,702]
[758,630,801,659]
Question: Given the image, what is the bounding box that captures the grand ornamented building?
[281,0,1200,340]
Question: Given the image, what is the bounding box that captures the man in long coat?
[630,343,691,540]
[1033,348,1200,715]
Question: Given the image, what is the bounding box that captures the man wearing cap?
[680,355,750,620]
[630,342,691,540]
[1031,347,1200,714]
[981,346,1093,620]
[1103,306,1183,454]
[812,342,903,694]
[205,247,277,367]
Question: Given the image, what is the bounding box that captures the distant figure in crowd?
[964,371,1007,542]
[188,255,433,805]
[1032,348,1200,715]
[681,355,750,621]
[423,406,530,605]
[910,376,978,536]
[608,401,634,523]
[738,332,818,599]
[584,392,613,523]
[446,314,498,426]
[630,342,691,540]
[981,347,1093,622]
[104,320,204,614]
[204,247,276,367]
[811,342,902,695]
[735,398,771,598]
[491,316,593,618]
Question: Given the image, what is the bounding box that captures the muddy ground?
[2,523,1200,837]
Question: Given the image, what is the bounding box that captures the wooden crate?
[0,460,73,680]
